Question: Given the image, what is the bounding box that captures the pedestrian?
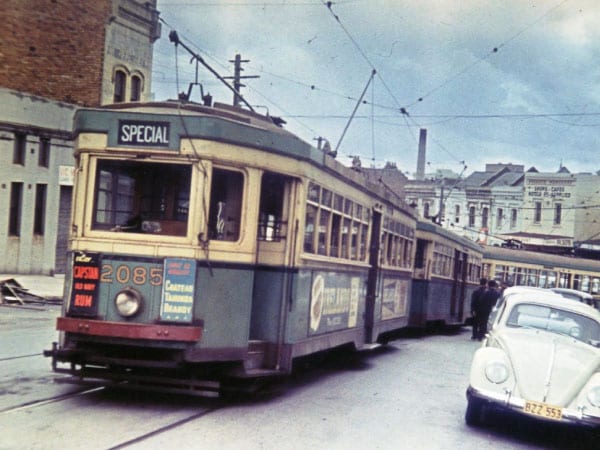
[470,278,487,340]
[477,279,501,340]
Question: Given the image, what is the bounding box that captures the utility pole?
[224,54,259,107]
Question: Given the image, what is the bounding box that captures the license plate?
[523,400,562,421]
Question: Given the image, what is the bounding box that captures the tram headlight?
[114,288,143,317]
[485,360,509,384]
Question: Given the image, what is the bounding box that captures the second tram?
[482,245,600,308]
[410,221,483,328]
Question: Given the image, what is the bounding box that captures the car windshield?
[506,303,600,345]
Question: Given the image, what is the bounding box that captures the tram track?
[107,406,222,449]
[0,352,43,362]
[0,386,106,414]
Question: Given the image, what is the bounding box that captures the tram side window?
[93,160,191,236]
[381,219,413,268]
[258,173,288,241]
[432,243,453,277]
[318,210,330,255]
[303,181,369,261]
[581,276,591,292]
[304,204,317,253]
[592,278,600,295]
[208,168,243,241]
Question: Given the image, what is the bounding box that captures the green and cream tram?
[45,101,417,394]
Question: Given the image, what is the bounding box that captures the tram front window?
[93,160,191,236]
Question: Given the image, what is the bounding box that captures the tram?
[410,221,483,328]
[482,245,600,307]
[45,100,418,394]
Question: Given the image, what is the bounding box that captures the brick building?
[0,0,160,274]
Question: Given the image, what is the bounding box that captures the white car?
[466,287,600,433]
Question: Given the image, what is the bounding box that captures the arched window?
[469,206,475,227]
[482,207,489,228]
[114,70,126,103]
[130,75,142,101]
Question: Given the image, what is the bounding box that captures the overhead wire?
[401,0,572,110]
[157,0,591,172]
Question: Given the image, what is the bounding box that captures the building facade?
[402,162,600,255]
[0,0,160,274]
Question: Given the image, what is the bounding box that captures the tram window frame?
[432,242,453,277]
[558,272,570,288]
[592,278,600,295]
[573,274,582,291]
[494,264,508,282]
[304,203,318,253]
[258,172,289,242]
[303,181,370,262]
[208,168,244,242]
[526,268,539,287]
[381,218,413,269]
[318,209,331,255]
[582,275,591,292]
[91,159,191,236]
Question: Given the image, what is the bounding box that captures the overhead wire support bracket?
[334,69,376,154]
[168,30,255,112]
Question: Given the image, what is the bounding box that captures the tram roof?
[482,245,600,272]
[416,220,483,254]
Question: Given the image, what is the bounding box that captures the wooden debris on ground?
[0,278,62,306]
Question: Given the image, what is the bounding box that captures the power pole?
[224,54,259,107]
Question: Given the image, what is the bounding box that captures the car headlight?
[485,360,509,384]
[114,288,143,317]
[587,386,600,407]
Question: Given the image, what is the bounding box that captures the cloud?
[154,0,600,174]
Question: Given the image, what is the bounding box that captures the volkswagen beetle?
[466,287,600,432]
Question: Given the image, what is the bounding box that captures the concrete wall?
[0,88,76,274]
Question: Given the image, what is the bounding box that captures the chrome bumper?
[466,386,600,428]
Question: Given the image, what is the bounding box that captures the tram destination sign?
[118,119,170,147]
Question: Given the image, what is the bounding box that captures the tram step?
[245,340,269,370]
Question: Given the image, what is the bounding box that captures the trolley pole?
[225,54,259,107]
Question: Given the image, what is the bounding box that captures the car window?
[506,303,600,345]
[488,301,506,330]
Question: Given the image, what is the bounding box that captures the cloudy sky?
[151,0,600,177]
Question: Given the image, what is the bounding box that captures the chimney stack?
[416,128,427,180]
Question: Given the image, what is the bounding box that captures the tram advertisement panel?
[381,277,409,320]
[160,258,197,323]
[68,251,101,316]
[309,272,361,335]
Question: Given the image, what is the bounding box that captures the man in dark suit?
[477,279,501,340]
[470,278,487,340]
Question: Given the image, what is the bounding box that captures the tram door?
[450,250,467,320]
[250,172,297,367]
[365,210,382,343]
